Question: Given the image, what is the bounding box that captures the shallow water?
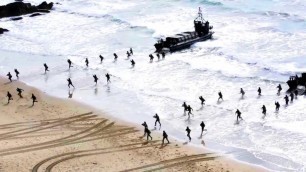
[1,0,306,171]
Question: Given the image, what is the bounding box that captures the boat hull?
[169,32,213,52]
[155,32,214,53]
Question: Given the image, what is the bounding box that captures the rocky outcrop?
[0,1,53,18]
[0,28,9,34]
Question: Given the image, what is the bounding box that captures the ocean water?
[1,0,306,171]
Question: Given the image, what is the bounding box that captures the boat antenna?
[198,7,203,20]
[195,7,205,22]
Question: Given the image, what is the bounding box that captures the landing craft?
[154,7,214,52]
[286,73,306,94]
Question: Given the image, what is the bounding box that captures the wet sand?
[0,77,266,172]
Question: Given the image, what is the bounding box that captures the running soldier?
[114,53,118,61]
[93,74,98,85]
[284,95,289,105]
[14,69,20,79]
[99,55,104,63]
[142,121,148,136]
[67,78,74,88]
[240,88,245,98]
[199,96,205,106]
[105,73,111,83]
[85,58,89,67]
[235,109,243,121]
[7,91,13,104]
[67,59,73,69]
[162,131,170,144]
[44,63,49,73]
[186,127,191,141]
[187,105,193,117]
[258,87,261,96]
[275,101,280,111]
[31,93,38,106]
[290,92,294,102]
[153,113,161,127]
[182,102,188,113]
[200,121,205,136]
[262,105,267,115]
[131,59,135,67]
[16,87,24,98]
[7,72,12,82]
[145,127,152,141]
[277,84,282,95]
[218,91,223,101]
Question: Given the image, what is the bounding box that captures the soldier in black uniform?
[7,91,13,104]
[99,55,104,63]
[145,127,152,140]
[127,51,131,59]
[67,59,73,69]
[240,88,245,98]
[235,109,242,121]
[149,54,154,62]
[7,72,12,82]
[14,69,20,79]
[85,58,89,67]
[93,74,98,85]
[156,53,160,60]
[200,121,205,136]
[162,131,170,144]
[105,73,111,83]
[199,96,205,106]
[284,95,289,105]
[262,105,267,115]
[67,78,75,88]
[142,121,148,136]
[153,113,161,127]
[290,92,294,102]
[187,105,193,117]
[275,101,280,111]
[162,52,165,59]
[218,91,223,101]
[182,102,188,113]
[44,63,49,73]
[258,87,261,96]
[277,84,282,95]
[114,53,118,61]
[16,88,24,98]
[131,59,135,67]
[31,93,38,106]
[130,48,133,55]
[186,127,191,141]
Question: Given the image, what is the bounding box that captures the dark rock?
[0,28,9,34]
[29,13,42,17]
[0,1,53,18]
[37,1,53,10]
[11,17,23,20]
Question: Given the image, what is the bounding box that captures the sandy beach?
[0,77,267,172]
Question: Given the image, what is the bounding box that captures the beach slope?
[0,77,265,172]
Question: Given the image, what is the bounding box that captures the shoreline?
[0,76,267,171]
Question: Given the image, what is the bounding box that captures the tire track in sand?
[0,112,94,139]
[122,154,214,172]
[0,120,109,156]
[44,142,161,172]
[32,141,158,172]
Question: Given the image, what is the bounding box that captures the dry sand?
[0,77,267,172]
